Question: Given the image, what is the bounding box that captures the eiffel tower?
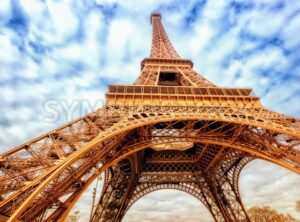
[0,13,300,222]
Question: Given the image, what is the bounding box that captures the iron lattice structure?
[0,13,300,222]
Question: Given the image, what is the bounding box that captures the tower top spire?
[150,12,161,24]
[149,12,180,59]
[135,13,215,87]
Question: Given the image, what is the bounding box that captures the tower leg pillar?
[209,156,251,222]
[91,159,136,222]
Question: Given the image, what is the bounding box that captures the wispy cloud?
[0,0,300,221]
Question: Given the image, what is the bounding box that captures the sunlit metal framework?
[0,13,299,222]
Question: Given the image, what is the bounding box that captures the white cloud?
[123,190,213,222]
[201,0,229,20]
[0,0,11,24]
[55,43,83,62]
[245,9,285,37]
[188,22,215,54]
[240,160,300,218]
[281,14,300,49]
[107,19,134,58]
[42,1,79,44]
[19,0,45,17]
[0,32,21,63]
[95,0,170,14]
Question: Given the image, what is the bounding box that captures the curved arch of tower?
[0,13,300,222]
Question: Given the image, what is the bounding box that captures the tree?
[296,200,300,212]
[65,211,80,222]
[247,206,299,222]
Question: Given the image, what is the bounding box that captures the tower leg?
[91,159,136,222]
[209,155,251,222]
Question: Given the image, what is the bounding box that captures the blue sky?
[0,0,300,221]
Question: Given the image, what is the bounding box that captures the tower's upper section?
[133,13,216,87]
[106,13,260,109]
[149,13,180,59]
